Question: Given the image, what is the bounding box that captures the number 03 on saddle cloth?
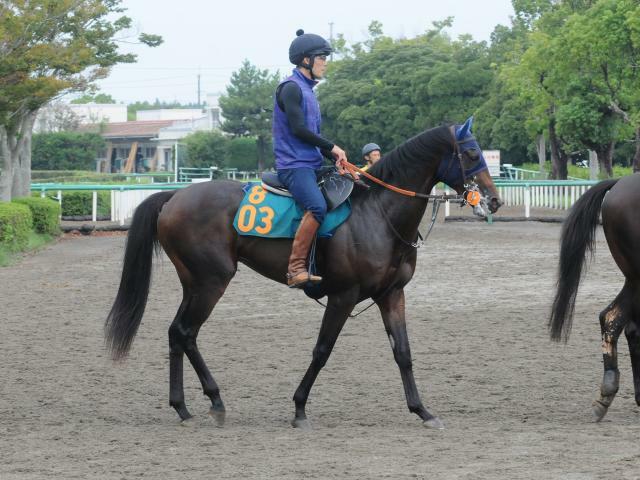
[233,183,351,238]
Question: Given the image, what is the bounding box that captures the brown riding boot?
[287,211,323,288]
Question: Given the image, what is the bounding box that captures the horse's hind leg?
[169,274,234,424]
[624,319,640,407]
[593,283,633,421]
[624,286,640,406]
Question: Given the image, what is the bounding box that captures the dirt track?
[2,218,640,479]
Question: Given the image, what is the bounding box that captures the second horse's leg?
[625,312,640,407]
[593,284,632,421]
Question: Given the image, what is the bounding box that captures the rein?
[342,160,462,202]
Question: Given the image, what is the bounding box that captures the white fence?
[110,189,164,225]
[493,181,597,217]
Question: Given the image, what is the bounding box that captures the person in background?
[360,143,381,172]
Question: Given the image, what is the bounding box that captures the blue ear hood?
[455,116,473,140]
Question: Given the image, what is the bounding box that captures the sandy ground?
[2,216,640,480]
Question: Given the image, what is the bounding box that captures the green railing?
[31,178,605,223]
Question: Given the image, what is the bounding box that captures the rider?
[273,29,349,288]
[360,143,381,172]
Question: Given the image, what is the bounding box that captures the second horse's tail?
[549,179,619,341]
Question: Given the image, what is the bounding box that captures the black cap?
[289,29,333,65]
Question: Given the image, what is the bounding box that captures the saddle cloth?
[233,182,351,238]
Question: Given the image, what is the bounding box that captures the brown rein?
[342,161,429,199]
[341,160,467,203]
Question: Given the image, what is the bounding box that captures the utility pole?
[329,22,334,61]
[197,74,201,107]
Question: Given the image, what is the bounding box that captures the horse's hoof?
[291,418,312,431]
[209,408,226,427]
[423,417,445,430]
[592,401,609,422]
[180,416,196,427]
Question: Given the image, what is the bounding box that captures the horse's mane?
[364,125,453,188]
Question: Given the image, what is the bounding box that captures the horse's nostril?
[489,197,503,213]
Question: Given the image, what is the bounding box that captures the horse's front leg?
[291,287,359,430]
[377,288,443,429]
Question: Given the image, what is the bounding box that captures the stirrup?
[287,271,322,288]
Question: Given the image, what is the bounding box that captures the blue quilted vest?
[273,69,323,170]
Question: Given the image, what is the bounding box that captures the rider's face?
[366,150,381,165]
[310,55,328,79]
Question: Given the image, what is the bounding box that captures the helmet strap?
[299,55,317,80]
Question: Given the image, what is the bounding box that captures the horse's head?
[436,117,503,216]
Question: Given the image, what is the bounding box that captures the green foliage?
[183,131,229,168]
[0,202,32,252]
[127,99,203,121]
[60,192,111,217]
[520,161,633,179]
[0,1,163,130]
[0,1,162,200]
[0,232,55,267]
[31,170,167,183]
[319,24,494,159]
[494,0,640,177]
[226,137,275,171]
[12,197,60,235]
[32,132,106,170]
[219,60,281,170]
[71,93,117,104]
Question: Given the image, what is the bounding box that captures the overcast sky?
[94,0,515,105]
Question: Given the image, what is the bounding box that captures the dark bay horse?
[550,174,640,421]
[105,124,503,429]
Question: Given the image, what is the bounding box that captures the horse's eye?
[466,149,480,161]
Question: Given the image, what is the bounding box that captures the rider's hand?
[331,145,348,175]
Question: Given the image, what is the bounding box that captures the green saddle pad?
[233,182,351,238]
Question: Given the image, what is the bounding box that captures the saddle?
[261,167,354,211]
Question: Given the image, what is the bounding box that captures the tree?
[218,60,280,172]
[183,131,229,168]
[32,132,105,170]
[71,93,118,104]
[127,99,203,121]
[34,101,81,133]
[0,1,162,200]
[318,22,494,160]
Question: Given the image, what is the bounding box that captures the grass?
[0,232,56,267]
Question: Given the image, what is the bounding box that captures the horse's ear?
[456,116,474,140]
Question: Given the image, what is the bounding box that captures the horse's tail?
[549,179,619,342]
[105,190,176,360]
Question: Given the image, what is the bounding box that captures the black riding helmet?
[289,29,332,78]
